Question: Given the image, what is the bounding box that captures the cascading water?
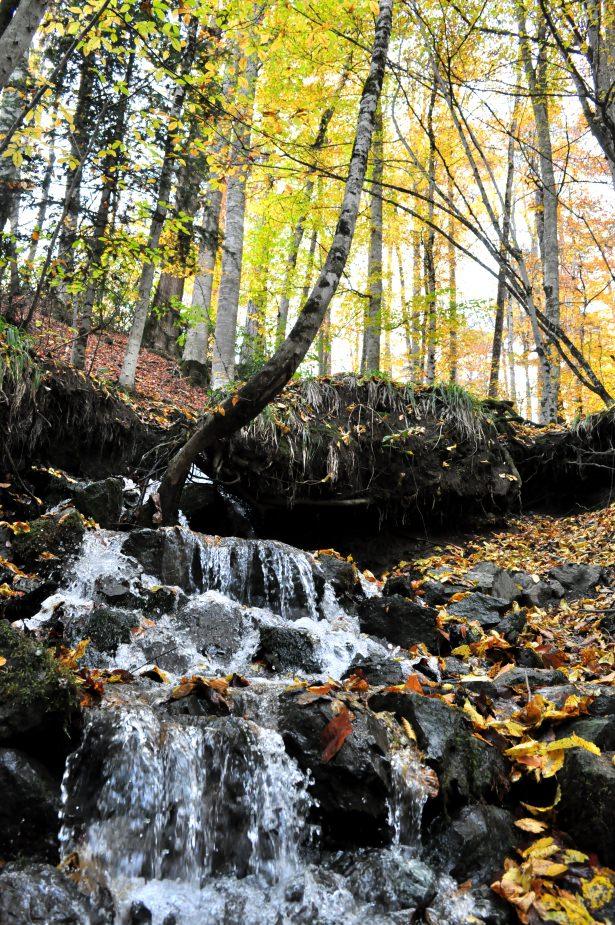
[25,523,488,924]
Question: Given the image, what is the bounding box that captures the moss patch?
[0,623,77,740]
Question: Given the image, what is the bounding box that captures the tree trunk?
[146,146,202,360]
[411,227,423,383]
[117,128,178,386]
[181,63,239,383]
[506,295,517,407]
[361,103,383,372]
[70,49,134,370]
[424,85,437,385]
[0,0,48,93]
[275,69,349,345]
[447,194,457,383]
[488,105,518,397]
[56,52,96,315]
[158,0,393,523]
[518,9,560,421]
[210,50,260,388]
[0,61,26,233]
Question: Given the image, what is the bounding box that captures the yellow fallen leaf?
[515,818,548,833]
[582,873,614,911]
[401,716,417,742]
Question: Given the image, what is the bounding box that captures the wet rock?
[344,847,437,912]
[496,609,527,644]
[558,716,615,751]
[258,624,321,673]
[429,804,520,883]
[343,653,404,687]
[80,606,137,657]
[94,575,142,608]
[129,901,152,925]
[368,690,508,805]
[317,554,365,608]
[140,583,187,616]
[548,563,603,595]
[357,595,439,650]
[558,750,615,865]
[448,592,510,627]
[0,748,60,860]
[534,684,580,707]
[0,622,76,741]
[0,862,111,925]
[10,508,85,569]
[122,528,200,591]
[73,477,124,527]
[279,691,391,844]
[175,595,257,666]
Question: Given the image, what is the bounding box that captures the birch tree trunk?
[158,0,394,523]
[181,187,223,383]
[411,227,423,383]
[0,0,48,93]
[361,103,383,372]
[118,97,182,388]
[181,63,238,382]
[0,62,26,233]
[518,8,561,421]
[210,51,260,388]
[275,68,349,345]
[447,200,457,383]
[488,105,518,398]
[424,85,437,385]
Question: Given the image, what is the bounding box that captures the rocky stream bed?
[0,466,613,925]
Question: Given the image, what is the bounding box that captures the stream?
[23,523,488,924]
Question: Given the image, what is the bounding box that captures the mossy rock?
[10,509,85,569]
[0,623,77,741]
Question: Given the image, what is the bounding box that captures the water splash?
[388,747,430,848]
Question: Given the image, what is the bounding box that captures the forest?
[0,0,614,923]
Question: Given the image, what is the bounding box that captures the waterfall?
[60,707,310,888]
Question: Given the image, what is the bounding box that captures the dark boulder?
[343,653,405,687]
[72,477,124,527]
[368,690,508,805]
[383,571,422,598]
[496,609,527,644]
[558,716,615,752]
[429,804,520,883]
[0,862,112,925]
[448,592,510,627]
[512,572,565,607]
[258,624,321,674]
[420,578,469,607]
[10,508,85,570]
[122,528,201,591]
[343,847,437,912]
[317,554,365,609]
[558,749,615,865]
[0,748,60,860]
[493,666,567,693]
[466,561,523,605]
[548,563,603,595]
[279,691,391,845]
[357,595,439,650]
[79,605,137,657]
